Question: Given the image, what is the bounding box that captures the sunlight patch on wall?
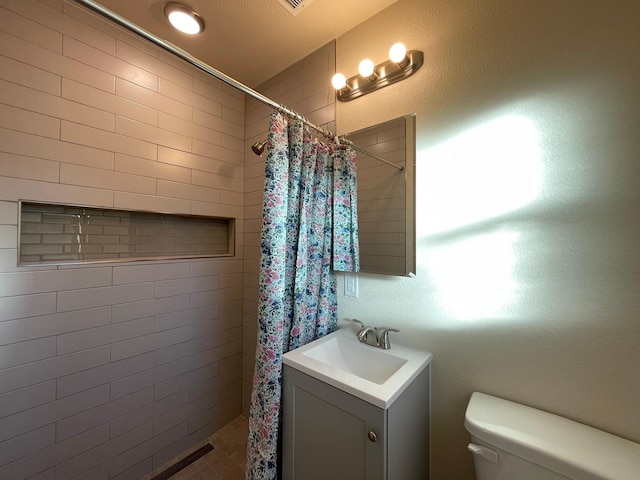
[417,115,542,322]
[426,230,519,322]
[418,115,543,237]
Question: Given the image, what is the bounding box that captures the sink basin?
[302,334,407,384]
[283,328,432,408]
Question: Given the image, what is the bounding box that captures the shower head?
[251,139,267,156]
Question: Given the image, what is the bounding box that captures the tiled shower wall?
[0,1,244,479]
[242,42,336,414]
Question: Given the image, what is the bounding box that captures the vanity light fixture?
[332,42,423,102]
[164,2,205,34]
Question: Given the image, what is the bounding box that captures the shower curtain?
[246,112,359,480]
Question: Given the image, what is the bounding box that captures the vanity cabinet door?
[282,365,386,480]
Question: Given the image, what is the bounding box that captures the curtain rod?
[70,0,405,172]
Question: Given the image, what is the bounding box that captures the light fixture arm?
[336,50,423,102]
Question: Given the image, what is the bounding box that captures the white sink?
[302,334,407,384]
[283,328,432,408]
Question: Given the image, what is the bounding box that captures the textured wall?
[0,1,244,479]
[242,43,336,415]
[336,0,640,479]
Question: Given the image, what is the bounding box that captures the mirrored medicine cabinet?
[349,114,416,277]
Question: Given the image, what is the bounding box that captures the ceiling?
[88,0,399,88]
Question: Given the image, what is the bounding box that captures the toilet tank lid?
[464,392,640,480]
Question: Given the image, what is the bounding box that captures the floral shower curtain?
[246,112,359,480]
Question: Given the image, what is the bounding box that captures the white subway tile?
[63,36,157,92]
[115,422,187,476]
[157,146,221,174]
[193,77,244,114]
[61,121,157,161]
[159,112,225,145]
[154,275,219,298]
[113,192,190,216]
[111,294,190,324]
[0,225,17,248]
[117,41,192,89]
[3,0,114,55]
[0,385,109,445]
[0,423,109,480]
[0,337,56,369]
[115,117,191,153]
[57,352,154,399]
[156,180,221,204]
[116,357,189,401]
[0,306,110,345]
[110,458,152,480]
[219,133,244,153]
[114,154,191,184]
[190,201,243,220]
[0,346,110,395]
[57,317,155,355]
[0,380,56,418]
[0,5,62,53]
[57,282,154,312]
[0,128,114,170]
[116,78,192,121]
[113,262,189,285]
[109,389,187,439]
[154,304,217,332]
[0,79,113,133]
[221,104,245,127]
[0,30,115,94]
[0,424,55,467]
[62,79,158,127]
[56,387,153,441]
[191,169,243,193]
[0,201,16,224]
[51,422,151,480]
[60,163,156,195]
[158,79,219,115]
[0,267,112,298]
[0,176,114,208]
[0,103,60,139]
[190,258,242,277]
[0,152,59,184]
[111,326,190,362]
[64,463,108,480]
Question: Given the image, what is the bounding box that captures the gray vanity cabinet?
[282,364,430,480]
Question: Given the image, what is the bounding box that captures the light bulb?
[331,73,347,90]
[358,59,375,78]
[165,3,205,34]
[168,11,201,34]
[389,42,407,63]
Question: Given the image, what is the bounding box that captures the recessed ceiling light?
[164,2,205,35]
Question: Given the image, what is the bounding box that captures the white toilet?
[464,392,640,480]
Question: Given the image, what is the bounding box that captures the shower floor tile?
[141,415,248,480]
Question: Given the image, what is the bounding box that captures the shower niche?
[18,201,235,266]
[350,114,416,276]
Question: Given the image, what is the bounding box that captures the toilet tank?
[464,392,640,480]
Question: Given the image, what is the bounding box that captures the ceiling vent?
[276,0,314,16]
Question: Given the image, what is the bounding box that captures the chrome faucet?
[352,319,400,350]
[377,328,400,349]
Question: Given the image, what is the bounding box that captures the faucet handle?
[377,328,400,349]
[352,319,366,330]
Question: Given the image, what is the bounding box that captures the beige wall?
[0,1,244,479]
[242,42,336,415]
[336,0,640,479]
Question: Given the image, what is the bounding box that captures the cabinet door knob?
[367,430,377,442]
